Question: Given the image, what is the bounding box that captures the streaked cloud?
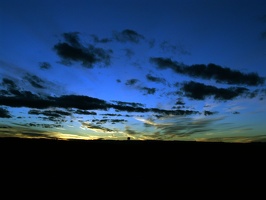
[150,57,265,86]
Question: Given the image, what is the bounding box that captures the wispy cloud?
[39,62,52,70]
[112,29,145,43]
[24,73,46,89]
[146,74,166,84]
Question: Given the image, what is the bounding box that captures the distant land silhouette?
[1,137,265,191]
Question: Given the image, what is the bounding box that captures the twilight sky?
[0,0,266,142]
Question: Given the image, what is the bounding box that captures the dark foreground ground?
[1,137,266,194]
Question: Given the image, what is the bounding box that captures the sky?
[0,0,266,142]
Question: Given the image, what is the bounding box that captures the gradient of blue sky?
[0,0,266,142]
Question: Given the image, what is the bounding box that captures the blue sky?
[0,0,266,142]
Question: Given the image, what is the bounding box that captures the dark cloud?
[24,73,46,89]
[28,107,93,126]
[150,108,199,116]
[125,78,139,86]
[0,82,210,117]
[0,90,109,110]
[53,95,109,110]
[54,42,92,66]
[146,74,166,84]
[181,81,250,100]
[175,98,185,105]
[74,110,97,115]
[0,107,11,118]
[0,90,50,108]
[140,87,156,95]
[0,89,100,112]
[111,103,149,113]
[63,32,80,47]
[53,32,112,68]
[113,29,145,43]
[110,99,199,116]
[150,57,180,71]
[28,109,71,118]
[172,105,185,110]
[91,119,108,125]
[203,110,217,116]
[125,78,157,95]
[24,122,63,129]
[39,62,51,70]
[111,100,145,108]
[101,113,122,117]
[110,119,127,124]
[2,78,17,89]
[246,89,260,98]
[150,57,265,86]
[91,118,127,125]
